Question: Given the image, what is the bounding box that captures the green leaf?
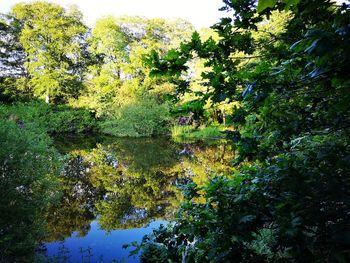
[257,0,277,13]
[284,0,300,10]
[165,49,179,61]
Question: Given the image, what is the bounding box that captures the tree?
[73,16,195,136]
[0,13,28,101]
[12,2,89,103]
[84,16,129,115]
[86,16,194,110]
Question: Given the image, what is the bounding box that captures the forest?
[0,0,349,262]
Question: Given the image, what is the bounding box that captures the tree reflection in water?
[44,136,234,242]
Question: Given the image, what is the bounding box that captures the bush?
[0,101,97,134]
[140,133,350,262]
[0,119,60,261]
[46,105,97,133]
[100,99,171,137]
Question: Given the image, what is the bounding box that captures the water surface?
[41,136,233,262]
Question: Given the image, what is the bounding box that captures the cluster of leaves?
[0,119,60,261]
[141,132,350,262]
[0,2,89,103]
[0,101,97,134]
[10,2,89,103]
[140,0,350,262]
[99,98,171,137]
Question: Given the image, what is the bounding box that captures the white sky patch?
[0,0,225,29]
[1,0,347,29]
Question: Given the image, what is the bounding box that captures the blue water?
[45,220,167,263]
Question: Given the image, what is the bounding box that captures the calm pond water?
[40,136,234,262]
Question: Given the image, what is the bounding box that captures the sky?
[0,0,225,29]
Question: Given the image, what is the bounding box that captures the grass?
[171,125,194,138]
[171,125,225,139]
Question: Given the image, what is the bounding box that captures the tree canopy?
[12,2,88,103]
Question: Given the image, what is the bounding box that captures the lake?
[39,136,234,262]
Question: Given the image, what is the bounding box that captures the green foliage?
[1,0,349,261]
[171,125,223,139]
[0,77,26,102]
[191,126,223,138]
[171,125,194,138]
[257,0,277,13]
[70,15,195,136]
[0,13,30,102]
[0,119,60,261]
[11,2,89,103]
[99,99,171,137]
[257,0,301,13]
[142,133,350,262]
[140,0,350,261]
[1,2,198,138]
[0,101,97,134]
